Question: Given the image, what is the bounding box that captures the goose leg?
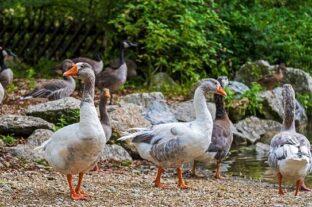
[214,160,225,179]
[295,179,303,196]
[66,174,84,200]
[154,167,166,188]
[300,181,311,191]
[177,167,188,189]
[75,173,88,199]
[109,93,113,105]
[277,172,284,195]
[191,160,197,177]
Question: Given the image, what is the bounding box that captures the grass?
[0,135,16,146]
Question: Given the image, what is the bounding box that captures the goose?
[96,40,137,104]
[93,88,112,171]
[0,47,13,88]
[0,82,4,105]
[21,59,76,100]
[119,79,227,189]
[35,62,106,200]
[258,63,285,90]
[268,84,311,196]
[71,54,103,75]
[192,76,233,179]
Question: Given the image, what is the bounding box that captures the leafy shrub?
[54,110,80,131]
[0,134,16,146]
[297,93,312,117]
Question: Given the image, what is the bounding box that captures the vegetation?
[0,134,17,146]
[54,110,80,131]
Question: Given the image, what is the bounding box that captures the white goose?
[268,84,312,196]
[35,62,106,200]
[119,79,227,189]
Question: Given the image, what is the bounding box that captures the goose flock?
[0,43,311,200]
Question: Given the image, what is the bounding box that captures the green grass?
[0,134,16,146]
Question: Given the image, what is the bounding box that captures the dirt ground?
[0,161,311,207]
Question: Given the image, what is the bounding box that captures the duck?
[21,59,76,100]
[119,79,227,189]
[192,76,233,179]
[258,63,285,90]
[71,54,104,75]
[92,88,112,171]
[35,62,107,200]
[96,40,137,104]
[268,84,312,196]
[0,47,14,88]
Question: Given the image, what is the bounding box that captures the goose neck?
[99,94,110,126]
[82,73,95,103]
[119,45,125,66]
[194,86,212,122]
[282,91,296,131]
[214,93,227,119]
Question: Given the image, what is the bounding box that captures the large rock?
[8,129,53,160]
[260,87,307,131]
[233,116,282,144]
[228,81,250,95]
[26,97,81,123]
[169,100,216,122]
[100,144,132,162]
[235,60,312,93]
[150,72,178,90]
[120,92,176,125]
[0,115,54,136]
[109,103,151,135]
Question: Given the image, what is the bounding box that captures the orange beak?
[63,64,78,77]
[216,85,227,96]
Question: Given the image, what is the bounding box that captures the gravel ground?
[0,162,311,207]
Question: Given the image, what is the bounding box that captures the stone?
[260,87,307,131]
[169,100,216,122]
[26,97,81,123]
[235,60,312,93]
[233,116,282,144]
[120,92,176,124]
[228,81,250,95]
[27,129,54,147]
[255,142,270,156]
[0,139,4,148]
[227,98,249,123]
[150,72,178,90]
[0,115,54,136]
[100,144,132,162]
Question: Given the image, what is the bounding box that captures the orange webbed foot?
[178,182,188,190]
[70,192,87,200]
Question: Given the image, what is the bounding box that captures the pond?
[203,126,312,186]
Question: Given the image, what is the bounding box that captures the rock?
[228,81,250,95]
[255,142,270,156]
[233,116,282,144]
[8,129,53,161]
[100,144,132,162]
[26,97,80,123]
[150,72,178,90]
[120,92,176,124]
[0,115,54,136]
[27,129,54,147]
[260,87,307,131]
[235,60,312,93]
[169,100,216,122]
[227,98,249,123]
[109,103,151,135]
[0,139,4,148]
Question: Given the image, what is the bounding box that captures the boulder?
[169,100,216,122]
[228,81,250,95]
[100,144,132,162]
[233,116,282,144]
[260,87,307,131]
[26,97,81,123]
[120,92,176,124]
[227,98,249,123]
[235,60,312,93]
[150,72,178,90]
[255,142,270,156]
[0,115,54,136]
[7,129,53,161]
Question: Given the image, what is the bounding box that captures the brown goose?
[258,63,285,90]
[192,76,233,179]
[0,47,14,88]
[96,40,137,103]
[21,59,76,100]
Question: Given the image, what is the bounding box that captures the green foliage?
[111,0,229,83]
[0,134,16,146]
[54,110,80,131]
[241,83,263,115]
[297,93,312,117]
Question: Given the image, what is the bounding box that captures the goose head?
[122,40,138,49]
[217,76,229,88]
[63,62,94,80]
[200,78,227,96]
[62,59,75,72]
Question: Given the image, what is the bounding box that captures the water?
[204,127,312,186]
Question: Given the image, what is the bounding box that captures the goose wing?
[95,67,119,89]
